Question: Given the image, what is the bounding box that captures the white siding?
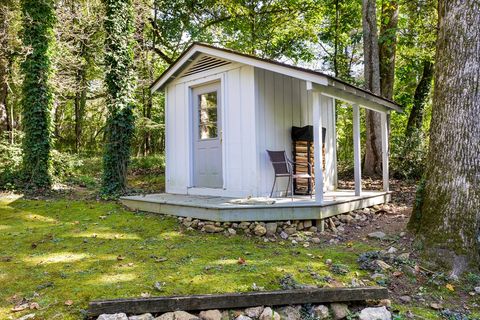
[165,63,256,197]
[254,68,337,197]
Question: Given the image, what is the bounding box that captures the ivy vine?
[101,0,135,196]
[20,0,56,189]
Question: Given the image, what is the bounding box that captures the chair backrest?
[266,150,290,175]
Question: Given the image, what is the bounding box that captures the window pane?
[198,91,218,139]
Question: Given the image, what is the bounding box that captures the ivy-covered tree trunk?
[20,0,55,188]
[408,0,480,276]
[405,59,433,136]
[101,0,135,196]
[362,0,382,176]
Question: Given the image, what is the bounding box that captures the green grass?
[0,195,472,320]
[0,195,371,319]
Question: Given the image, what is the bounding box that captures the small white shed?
[121,43,401,223]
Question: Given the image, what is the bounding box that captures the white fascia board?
[314,83,391,113]
[150,45,200,93]
[327,80,402,112]
[151,44,330,93]
[198,46,329,86]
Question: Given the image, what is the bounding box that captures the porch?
[119,190,390,223]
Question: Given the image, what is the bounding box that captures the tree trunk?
[0,62,7,135]
[362,0,382,176]
[0,2,8,138]
[143,88,152,156]
[405,59,434,136]
[379,0,398,100]
[21,0,55,189]
[333,0,339,78]
[74,68,87,153]
[101,0,135,196]
[408,0,480,276]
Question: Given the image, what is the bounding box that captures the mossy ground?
[0,196,370,319]
[0,193,476,320]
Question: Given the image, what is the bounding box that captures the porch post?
[381,111,389,192]
[312,92,324,204]
[352,104,362,196]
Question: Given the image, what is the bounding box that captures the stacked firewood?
[292,141,325,195]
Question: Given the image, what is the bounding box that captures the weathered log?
[88,287,388,317]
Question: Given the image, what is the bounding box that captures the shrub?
[0,139,23,189]
[129,154,165,173]
[0,137,86,189]
[390,132,428,179]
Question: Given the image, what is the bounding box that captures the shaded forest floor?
[1,171,479,319]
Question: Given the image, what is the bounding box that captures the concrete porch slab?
[120,190,390,222]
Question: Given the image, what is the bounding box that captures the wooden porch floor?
[120,190,390,222]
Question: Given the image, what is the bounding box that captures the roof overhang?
[151,42,403,113]
[314,80,403,113]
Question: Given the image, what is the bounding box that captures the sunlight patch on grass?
[0,194,23,205]
[91,272,137,284]
[273,266,300,274]
[0,307,11,317]
[159,231,184,239]
[0,224,11,230]
[22,213,58,223]
[96,254,122,261]
[215,259,240,265]
[24,252,90,264]
[70,231,141,240]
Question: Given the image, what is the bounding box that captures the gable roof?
[151,42,403,112]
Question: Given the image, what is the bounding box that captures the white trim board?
[151,43,403,113]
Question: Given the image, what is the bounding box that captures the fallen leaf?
[430,303,442,310]
[393,271,403,277]
[237,257,246,265]
[64,300,73,306]
[154,281,165,291]
[153,256,168,263]
[29,302,40,310]
[140,292,151,298]
[116,255,125,261]
[127,262,134,267]
[446,283,455,291]
[11,303,29,312]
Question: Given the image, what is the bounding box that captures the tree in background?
[404,60,433,137]
[54,0,104,154]
[20,0,56,189]
[389,0,436,178]
[361,0,382,176]
[149,0,320,64]
[101,0,135,196]
[0,0,19,144]
[408,0,480,275]
[317,0,362,81]
[379,0,398,100]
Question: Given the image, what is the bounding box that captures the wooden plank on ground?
[88,287,388,317]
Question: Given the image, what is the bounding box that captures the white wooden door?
[192,82,223,188]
